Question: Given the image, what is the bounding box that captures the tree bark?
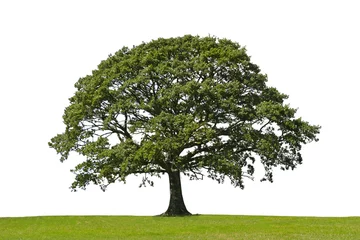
[162,170,191,216]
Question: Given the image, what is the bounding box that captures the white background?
[0,0,359,217]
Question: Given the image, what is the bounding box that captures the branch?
[187,168,204,180]
[131,169,167,175]
[259,120,271,132]
[108,115,132,140]
[93,131,113,138]
[241,172,255,181]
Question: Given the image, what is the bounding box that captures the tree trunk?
[162,170,191,216]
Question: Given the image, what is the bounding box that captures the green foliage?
[49,35,320,191]
[1,215,359,240]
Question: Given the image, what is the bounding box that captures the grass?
[0,215,359,240]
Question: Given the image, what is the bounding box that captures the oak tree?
[49,35,320,216]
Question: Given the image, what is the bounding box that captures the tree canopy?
[49,35,320,216]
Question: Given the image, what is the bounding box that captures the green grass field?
[1,215,359,240]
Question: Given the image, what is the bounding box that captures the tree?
[49,35,320,216]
